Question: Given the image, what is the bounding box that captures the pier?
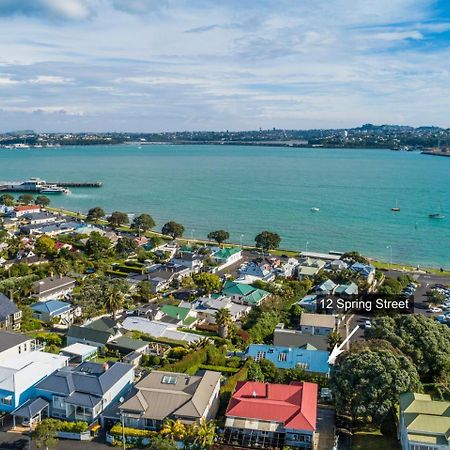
[47,181,103,187]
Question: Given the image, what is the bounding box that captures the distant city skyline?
[0,0,449,132]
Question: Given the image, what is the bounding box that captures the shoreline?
[46,206,450,276]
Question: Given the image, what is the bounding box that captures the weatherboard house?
[224,380,318,449]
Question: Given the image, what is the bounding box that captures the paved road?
[315,407,336,450]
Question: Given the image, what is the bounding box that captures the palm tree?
[103,284,124,320]
[192,419,216,449]
[327,330,343,351]
[215,308,233,339]
[160,419,187,441]
[187,337,210,351]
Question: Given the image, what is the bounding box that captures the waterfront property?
[224,380,318,449]
[34,361,134,423]
[245,344,330,375]
[0,331,68,412]
[211,246,243,271]
[105,370,221,431]
[399,392,450,450]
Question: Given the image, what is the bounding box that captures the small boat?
[391,199,400,211]
[429,213,445,219]
[40,184,69,194]
[310,207,320,212]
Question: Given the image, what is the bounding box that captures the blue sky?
[0,0,449,132]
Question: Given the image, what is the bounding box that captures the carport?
[11,398,49,429]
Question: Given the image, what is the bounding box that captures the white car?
[365,320,372,329]
[429,307,443,313]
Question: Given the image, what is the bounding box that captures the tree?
[52,258,71,275]
[366,314,450,382]
[34,418,60,450]
[162,221,184,239]
[255,230,281,252]
[331,341,421,423]
[427,290,446,305]
[107,211,129,227]
[18,193,34,205]
[247,358,265,382]
[131,213,156,234]
[193,272,222,294]
[85,231,111,259]
[160,419,187,441]
[207,230,230,246]
[86,206,105,223]
[215,308,233,338]
[192,418,216,449]
[116,236,137,256]
[327,330,343,351]
[0,193,15,206]
[148,435,178,450]
[289,303,303,328]
[137,280,153,302]
[103,283,124,320]
[35,195,50,207]
[35,235,56,257]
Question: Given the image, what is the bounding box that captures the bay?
[0,145,449,267]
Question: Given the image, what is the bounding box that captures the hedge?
[106,270,129,278]
[110,423,155,438]
[198,364,240,374]
[162,346,210,373]
[58,421,89,433]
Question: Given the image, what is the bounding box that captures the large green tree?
[86,206,105,223]
[107,211,129,227]
[116,236,138,256]
[18,193,34,205]
[207,230,230,245]
[131,213,156,234]
[35,195,50,207]
[366,314,450,382]
[85,231,111,259]
[0,194,15,206]
[162,221,185,239]
[254,230,281,252]
[331,341,422,423]
[34,235,56,257]
[193,272,222,294]
[103,283,125,320]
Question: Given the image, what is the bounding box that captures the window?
[296,362,309,370]
[278,352,287,362]
[1,396,12,406]
[162,375,177,385]
[255,351,266,362]
[53,396,65,410]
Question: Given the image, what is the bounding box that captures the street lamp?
[240,234,244,248]
[306,241,310,253]
[119,396,126,450]
[386,245,392,269]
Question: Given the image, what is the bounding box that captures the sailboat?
[391,199,400,212]
[429,203,445,219]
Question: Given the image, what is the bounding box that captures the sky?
[0,0,449,132]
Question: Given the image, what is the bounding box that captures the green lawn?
[352,431,401,450]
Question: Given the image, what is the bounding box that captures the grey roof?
[12,397,49,419]
[67,318,120,345]
[300,313,336,329]
[120,370,220,421]
[0,330,30,353]
[0,293,19,321]
[107,336,148,353]
[273,328,329,351]
[35,361,134,400]
[33,276,75,296]
[65,392,102,408]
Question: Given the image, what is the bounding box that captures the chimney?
[103,362,109,372]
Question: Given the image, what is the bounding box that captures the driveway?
[315,407,336,450]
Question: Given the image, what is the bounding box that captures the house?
[23,212,58,225]
[11,205,40,218]
[1,255,48,269]
[34,361,134,423]
[297,258,326,280]
[350,262,376,285]
[224,380,318,449]
[148,264,191,292]
[300,313,336,336]
[32,275,76,301]
[172,249,203,273]
[121,317,202,344]
[273,325,329,351]
[31,300,75,326]
[67,317,122,348]
[59,343,98,363]
[335,282,359,298]
[326,260,348,272]
[276,258,300,278]
[238,260,275,282]
[106,336,149,356]
[399,392,450,450]
[158,304,197,328]
[222,281,271,307]
[298,295,318,312]
[181,295,250,325]
[245,344,330,375]
[0,331,69,412]
[211,247,242,271]
[313,279,337,296]
[0,293,22,330]
[106,370,221,431]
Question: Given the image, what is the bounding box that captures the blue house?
[31,300,73,325]
[245,344,330,375]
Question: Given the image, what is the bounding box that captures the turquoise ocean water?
[0,145,449,267]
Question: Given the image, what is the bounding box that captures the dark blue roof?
[0,293,19,321]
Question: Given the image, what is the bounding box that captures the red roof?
[14,205,40,212]
[225,381,318,432]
